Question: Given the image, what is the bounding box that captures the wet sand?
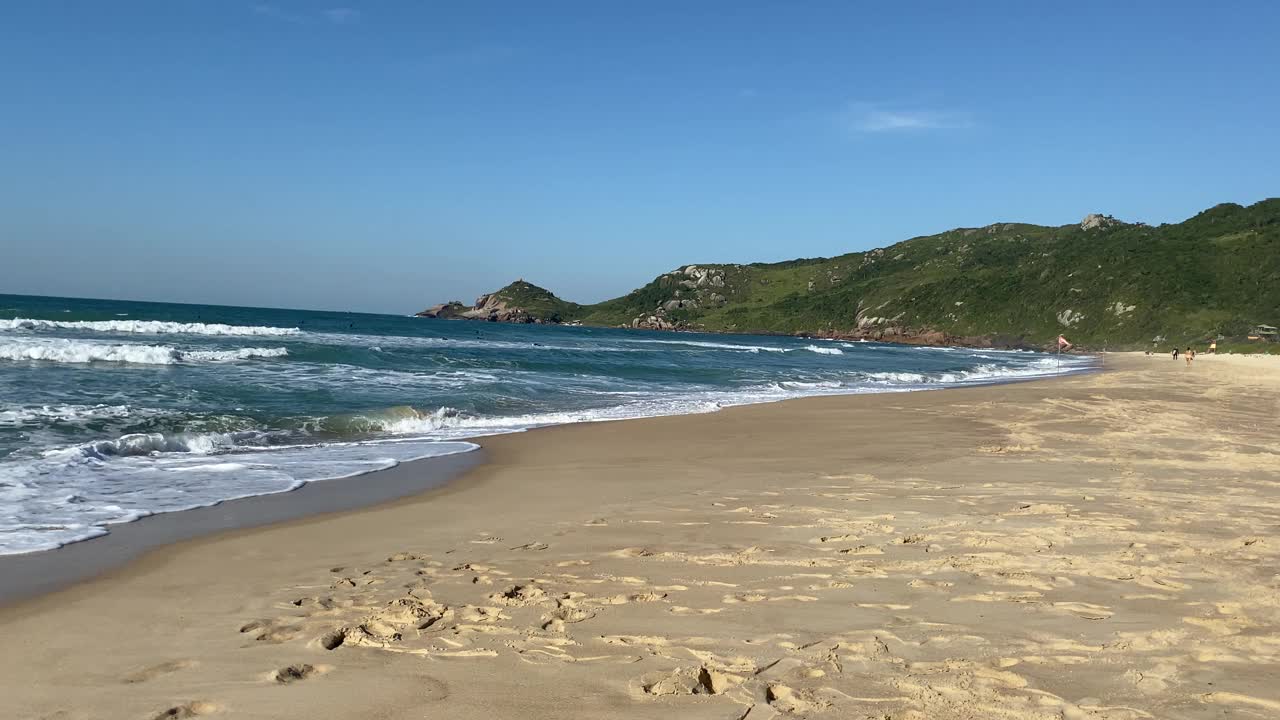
[2,353,1278,720]
[0,448,483,606]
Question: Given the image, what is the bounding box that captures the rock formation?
[415,281,578,324]
[1080,213,1122,231]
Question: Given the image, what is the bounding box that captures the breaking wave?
[803,344,844,355]
[0,318,301,336]
[860,358,1068,385]
[0,339,289,365]
[621,338,791,353]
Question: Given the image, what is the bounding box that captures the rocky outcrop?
[465,292,528,323]
[1057,308,1084,327]
[416,301,468,319]
[1080,213,1123,231]
[629,312,685,331]
[1111,301,1137,317]
[623,266,733,330]
[416,282,572,324]
[809,326,1037,351]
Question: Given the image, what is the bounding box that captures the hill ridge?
[418,199,1280,348]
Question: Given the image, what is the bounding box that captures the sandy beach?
[2,353,1278,720]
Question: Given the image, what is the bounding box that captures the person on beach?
[1185,347,1193,365]
[1173,347,1180,360]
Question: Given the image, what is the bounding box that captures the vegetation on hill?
[487,280,583,323]
[425,200,1280,348]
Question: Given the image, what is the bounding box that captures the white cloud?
[841,102,973,133]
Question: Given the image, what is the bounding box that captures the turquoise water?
[0,293,1093,554]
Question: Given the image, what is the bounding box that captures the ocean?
[0,293,1094,555]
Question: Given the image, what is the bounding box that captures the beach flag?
[1057,335,1073,351]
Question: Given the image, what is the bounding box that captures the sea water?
[0,293,1094,554]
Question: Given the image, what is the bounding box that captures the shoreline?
[0,363,1096,607]
[3,352,1277,719]
[0,449,484,606]
[414,314,1060,351]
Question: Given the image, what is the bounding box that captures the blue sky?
[2,1,1277,313]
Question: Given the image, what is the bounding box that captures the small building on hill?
[1247,324,1277,341]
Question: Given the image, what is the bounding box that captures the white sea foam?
[777,379,845,390]
[337,400,729,440]
[0,338,288,365]
[803,344,844,355]
[50,430,260,460]
[862,371,928,383]
[303,331,642,354]
[621,338,790,353]
[181,347,290,362]
[0,438,478,555]
[860,357,1086,386]
[0,318,301,336]
[0,404,136,428]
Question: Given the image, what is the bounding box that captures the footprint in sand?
[150,702,219,719]
[239,619,303,644]
[387,552,428,562]
[837,545,883,556]
[330,573,381,589]
[317,629,348,650]
[291,595,350,611]
[591,591,668,606]
[489,584,550,607]
[636,665,743,697]
[122,659,198,684]
[542,605,596,632]
[272,663,328,684]
[767,684,832,714]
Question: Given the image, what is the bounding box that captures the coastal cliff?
[417,199,1280,348]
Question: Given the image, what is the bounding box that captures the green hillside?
[431,200,1280,348]
[488,280,583,323]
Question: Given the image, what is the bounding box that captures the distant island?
[418,199,1280,350]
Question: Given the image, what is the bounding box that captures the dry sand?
[2,353,1278,720]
